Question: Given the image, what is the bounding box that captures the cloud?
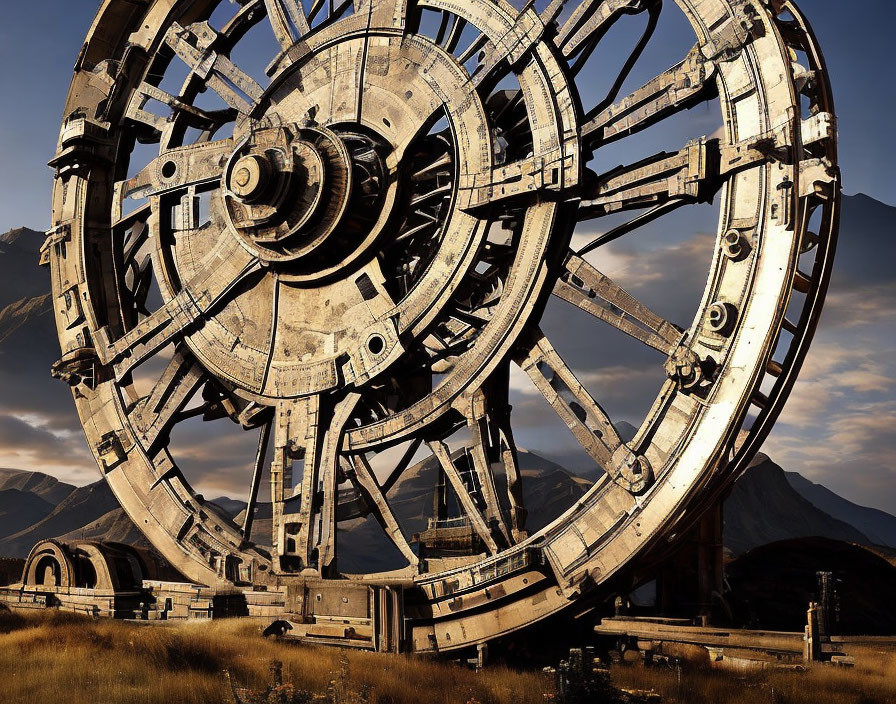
[817,282,896,330]
[762,243,896,512]
[167,416,262,499]
[0,413,69,453]
[0,412,96,483]
[765,398,896,507]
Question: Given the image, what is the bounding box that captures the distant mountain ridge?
[56,507,148,547]
[1,447,894,567]
[0,489,55,540]
[0,294,51,346]
[0,449,592,567]
[0,226,56,353]
[0,469,76,543]
[785,471,896,549]
[0,228,43,260]
[0,226,42,248]
[833,193,896,283]
[723,453,873,555]
[0,479,120,558]
[0,467,75,505]
[0,227,47,307]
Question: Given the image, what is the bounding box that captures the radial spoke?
[409,183,453,208]
[576,199,685,253]
[514,330,656,493]
[125,84,169,139]
[124,138,233,200]
[458,149,569,210]
[556,0,654,59]
[96,242,261,379]
[456,32,489,66]
[308,0,354,24]
[514,329,623,470]
[271,394,359,574]
[264,0,311,49]
[112,200,153,235]
[438,14,466,53]
[581,45,716,147]
[380,437,424,494]
[165,22,264,114]
[580,139,712,218]
[434,9,451,45]
[130,349,205,451]
[580,125,795,219]
[428,440,499,555]
[469,12,546,89]
[331,435,427,523]
[464,391,513,545]
[126,81,238,142]
[554,253,683,355]
[497,420,525,541]
[482,365,527,541]
[345,454,420,566]
[221,0,267,43]
[242,418,273,544]
[306,0,326,22]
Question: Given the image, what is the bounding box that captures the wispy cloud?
[0,412,97,482]
[761,235,896,511]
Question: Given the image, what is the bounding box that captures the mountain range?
[0,227,52,346]
[0,445,894,577]
[723,453,873,555]
[0,194,894,575]
[0,448,593,570]
[784,471,896,549]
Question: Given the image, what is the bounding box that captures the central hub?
[223,124,388,278]
[229,154,271,202]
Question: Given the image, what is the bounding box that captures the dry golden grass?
[3,609,894,704]
[0,609,549,704]
[610,645,896,704]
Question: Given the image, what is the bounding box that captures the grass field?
[1,608,895,704]
[610,645,896,704]
[0,609,551,704]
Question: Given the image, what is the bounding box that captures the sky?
[0,1,894,514]
[4,1,893,230]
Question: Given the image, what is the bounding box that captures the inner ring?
[167,34,497,399]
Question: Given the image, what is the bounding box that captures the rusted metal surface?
[44,0,838,651]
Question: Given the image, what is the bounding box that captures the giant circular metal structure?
[47,0,838,651]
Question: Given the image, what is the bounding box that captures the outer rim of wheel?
[46,0,839,652]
